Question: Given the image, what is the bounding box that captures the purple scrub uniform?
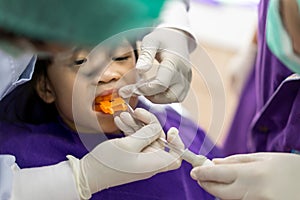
[223,0,300,156]
[0,99,220,200]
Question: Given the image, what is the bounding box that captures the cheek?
[120,61,137,84]
[97,116,118,133]
[54,81,75,118]
[48,69,77,120]
[281,0,300,55]
[292,36,300,55]
[123,68,137,84]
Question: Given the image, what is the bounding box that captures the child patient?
[0,37,220,199]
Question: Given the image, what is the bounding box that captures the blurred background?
[185,0,258,146]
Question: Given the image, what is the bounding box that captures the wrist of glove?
[68,108,183,199]
[119,28,192,104]
[11,161,79,200]
[191,152,300,200]
[158,0,197,52]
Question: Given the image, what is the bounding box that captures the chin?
[97,118,119,133]
[100,126,120,134]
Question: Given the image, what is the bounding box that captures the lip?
[98,89,115,97]
[95,88,122,100]
[93,88,121,113]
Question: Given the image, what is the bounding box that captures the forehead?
[87,39,134,61]
[34,38,135,66]
[91,39,134,54]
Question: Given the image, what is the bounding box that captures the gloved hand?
[190,152,300,200]
[119,28,193,103]
[227,43,257,94]
[68,107,182,199]
[10,109,182,200]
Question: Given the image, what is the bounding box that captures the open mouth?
[93,93,128,114]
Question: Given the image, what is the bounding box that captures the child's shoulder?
[0,120,68,142]
[0,120,82,168]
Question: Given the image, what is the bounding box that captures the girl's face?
[38,40,138,133]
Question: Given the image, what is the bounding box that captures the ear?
[35,75,56,104]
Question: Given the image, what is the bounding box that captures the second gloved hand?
[68,108,182,199]
[119,28,192,103]
[190,152,300,200]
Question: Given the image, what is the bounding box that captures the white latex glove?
[67,107,182,199]
[119,0,196,104]
[114,107,184,151]
[227,43,257,94]
[119,27,193,104]
[190,152,300,200]
[11,161,80,200]
[10,112,181,200]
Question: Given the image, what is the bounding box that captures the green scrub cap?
[0,0,165,46]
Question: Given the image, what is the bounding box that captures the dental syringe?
[124,102,213,167]
[157,137,213,167]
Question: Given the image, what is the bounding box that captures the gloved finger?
[118,122,162,152]
[118,84,137,99]
[199,181,245,200]
[144,127,183,153]
[166,127,185,158]
[144,127,184,153]
[166,127,183,147]
[136,58,176,96]
[213,153,263,164]
[114,115,135,136]
[142,140,165,153]
[140,148,182,172]
[190,164,237,184]
[136,35,159,73]
[118,112,142,132]
[132,108,165,138]
[95,139,181,174]
[145,81,189,103]
[143,138,165,153]
[119,82,185,103]
[118,84,143,99]
[132,108,159,125]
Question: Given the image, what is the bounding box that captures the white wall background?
[189,0,258,51]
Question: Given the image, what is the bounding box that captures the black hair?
[0,58,58,124]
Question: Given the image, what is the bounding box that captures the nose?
[98,63,121,84]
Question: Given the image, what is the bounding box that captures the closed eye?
[112,56,130,61]
[74,58,87,65]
